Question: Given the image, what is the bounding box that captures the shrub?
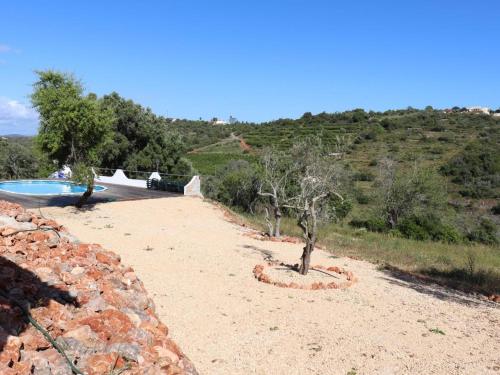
[467,218,499,245]
[389,144,400,153]
[492,203,500,215]
[355,192,371,205]
[397,215,461,243]
[353,170,375,181]
[325,196,352,222]
[440,141,499,198]
[437,135,452,143]
[458,178,498,199]
[380,118,397,130]
[349,217,387,232]
[203,160,260,212]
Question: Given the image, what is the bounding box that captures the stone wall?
[0,200,198,375]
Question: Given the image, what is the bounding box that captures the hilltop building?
[211,118,228,125]
[467,106,490,114]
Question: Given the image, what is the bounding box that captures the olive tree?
[31,70,112,207]
[377,158,447,229]
[257,148,295,237]
[287,138,346,275]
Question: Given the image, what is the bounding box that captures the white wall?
[95,169,147,188]
[95,169,202,196]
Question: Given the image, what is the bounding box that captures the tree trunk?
[274,207,282,237]
[388,209,397,229]
[76,180,93,208]
[299,241,314,275]
[298,199,318,275]
[264,207,274,237]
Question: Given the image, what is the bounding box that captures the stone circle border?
[253,261,357,290]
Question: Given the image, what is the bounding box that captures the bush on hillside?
[325,196,353,222]
[355,191,371,204]
[203,160,260,212]
[492,203,500,215]
[353,170,375,181]
[349,217,387,232]
[467,218,499,245]
[397,215,462,243]
[441,141,499,199]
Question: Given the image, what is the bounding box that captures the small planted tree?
[287,138,346,275]
[31,70,112,207]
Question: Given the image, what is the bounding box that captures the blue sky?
[1,0,499,134]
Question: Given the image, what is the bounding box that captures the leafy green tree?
[31,70,112,207]
[376,159,448,229]
[99,92,193,179]
[100,92,154,169]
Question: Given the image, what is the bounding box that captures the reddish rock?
[1,227,17,236]
[327,282,339,289]
[77,309,133,341]
[0,200,198,375]
[28,231,49,242]
[488,294,500,303]
[21,328,51,351]
[327,266,341,273]
[163,363,185,375]
[15,213,32,223]
[253,262,357,292]
[0,336,22,364]
[85,353,120,375]
[10,361,31,374]
[95,250,121,266]
[155,345,179,363]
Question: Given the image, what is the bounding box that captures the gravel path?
[41,197,500,375]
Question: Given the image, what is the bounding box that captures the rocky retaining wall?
[0,201,197,375]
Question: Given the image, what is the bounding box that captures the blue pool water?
[0,180,106,196]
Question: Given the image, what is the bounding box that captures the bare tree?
[258,149,294,237]
[286,139,346,275]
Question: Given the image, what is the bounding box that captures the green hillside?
[177,108,499,294]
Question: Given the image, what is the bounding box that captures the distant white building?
[467,106,490,114]
[212,118,228,125]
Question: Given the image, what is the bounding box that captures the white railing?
[92,168,202,196]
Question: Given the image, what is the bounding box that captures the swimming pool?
[0,180,107,196]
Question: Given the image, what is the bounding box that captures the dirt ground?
[40,197,500,375]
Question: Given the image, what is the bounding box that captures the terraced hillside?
[178,108,500,245]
